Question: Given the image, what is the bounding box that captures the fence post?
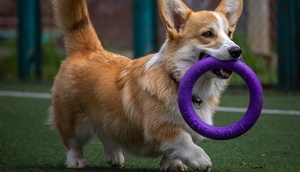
[277,0,299,90]
[133,0,156,59]
[247,0,270,56]
[34,0,42,80]
[17,0,41,81]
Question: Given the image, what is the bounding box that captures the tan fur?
[49,0,243,171]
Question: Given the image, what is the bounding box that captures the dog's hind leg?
[103,146,124,167]
[98,134,125,167]
[64,135,90,168]
[53,116,91,168]
[65,147,88,168]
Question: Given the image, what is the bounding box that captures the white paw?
[183,147,212,171]
[65,149,89,168]
[105,151,125,167]
[66,158,89,168]
[161,133,212,171]
[160,156,188,171]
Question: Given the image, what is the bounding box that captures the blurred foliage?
[41,41,63,80]
[0,40,63,81]
[230,34,277,86]
[0,40,18,80]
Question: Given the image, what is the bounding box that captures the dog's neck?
[169,73,203,106]
[169,72,180,86]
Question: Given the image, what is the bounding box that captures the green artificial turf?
[0,83,300,171]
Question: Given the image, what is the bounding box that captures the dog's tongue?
[221,69,233,78]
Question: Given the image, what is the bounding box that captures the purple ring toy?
[178,57,263,140]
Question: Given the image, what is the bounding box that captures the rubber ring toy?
[178,57,263,140]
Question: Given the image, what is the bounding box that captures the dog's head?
[147,0,243,81]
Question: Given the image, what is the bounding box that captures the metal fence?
[0,0,278,57]
[0,0,299,89]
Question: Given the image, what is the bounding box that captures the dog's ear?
[215,0,243,31]
[158,0,191,39]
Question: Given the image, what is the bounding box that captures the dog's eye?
[202,31,214,38]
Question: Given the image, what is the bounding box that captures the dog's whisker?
[240,56,246,63]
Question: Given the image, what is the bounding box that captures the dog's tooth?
[220,69,224,74]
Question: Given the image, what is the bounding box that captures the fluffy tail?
[53,0,102,56]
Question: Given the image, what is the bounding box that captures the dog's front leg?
[160,155,188,171]
[160,132,212,171]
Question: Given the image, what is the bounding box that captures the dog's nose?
[228,46,242,59]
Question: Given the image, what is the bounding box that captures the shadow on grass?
[13,163,160,172]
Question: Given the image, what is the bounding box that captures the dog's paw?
[65,149,89,168]
[65,158,89,168]
[161,133,212,171]
[105,151,125,167]
[183,147,212,172]
[160,156,188,171]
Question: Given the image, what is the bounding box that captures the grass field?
[0,82,300,172]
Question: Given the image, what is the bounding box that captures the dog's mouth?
[212,69,233,79]
[199,52,233,79]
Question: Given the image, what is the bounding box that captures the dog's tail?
[53,0,102,56]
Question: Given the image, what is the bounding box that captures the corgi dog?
[49,0,243,171]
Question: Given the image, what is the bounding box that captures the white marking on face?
[204,12,240,61]
[213,12,237,49]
